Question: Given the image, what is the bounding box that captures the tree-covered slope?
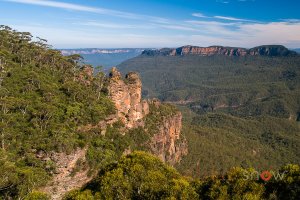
[177,107,300,178]
[0,25,127,198]
[0,26,186,199]
[118,54,300,117]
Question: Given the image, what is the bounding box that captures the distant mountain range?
[142,45,298,57]
[59,46,298,69]
[294,48,300,53]
[60,48,147,69]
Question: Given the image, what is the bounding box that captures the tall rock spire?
[107,67,148,128]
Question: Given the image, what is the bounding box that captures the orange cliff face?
[174,46,248,56]
[107,67,187,164]
[150,110,188,165]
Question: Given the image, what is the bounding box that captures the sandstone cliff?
[107,68,187,163]
[149,110,188,165]
[142,45,297,57]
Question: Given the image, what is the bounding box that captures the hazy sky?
[1,0,300,48]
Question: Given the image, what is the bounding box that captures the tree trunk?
[1,119,4,150]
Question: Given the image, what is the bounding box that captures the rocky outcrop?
[107,68,187,164]
[107,67,149,128]
[40,148,91,200]
[150,111,188,165]
[142,45,297,57]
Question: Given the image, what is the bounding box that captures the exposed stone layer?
[142,45,297,57]
[171,46,248,56]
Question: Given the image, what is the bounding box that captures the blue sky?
[1,0,300,48]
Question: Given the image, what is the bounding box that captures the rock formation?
[107,68,187,163]
[107,67,149,128]
[142,45,297,57]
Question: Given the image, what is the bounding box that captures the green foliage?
[0,26,185,199]
[0,26,115,198]
[119,55,300,113]
[177,110,300,178]
[24,191,49,200]
[193,167,265,200]
[86,135,119,173]
[0,150,18,195]
[127,127,150,151]
[65,151,198,200]
[118,54,300,122]
[63,190,95,200]
[192,164,300,200]
[265,164,300,199]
